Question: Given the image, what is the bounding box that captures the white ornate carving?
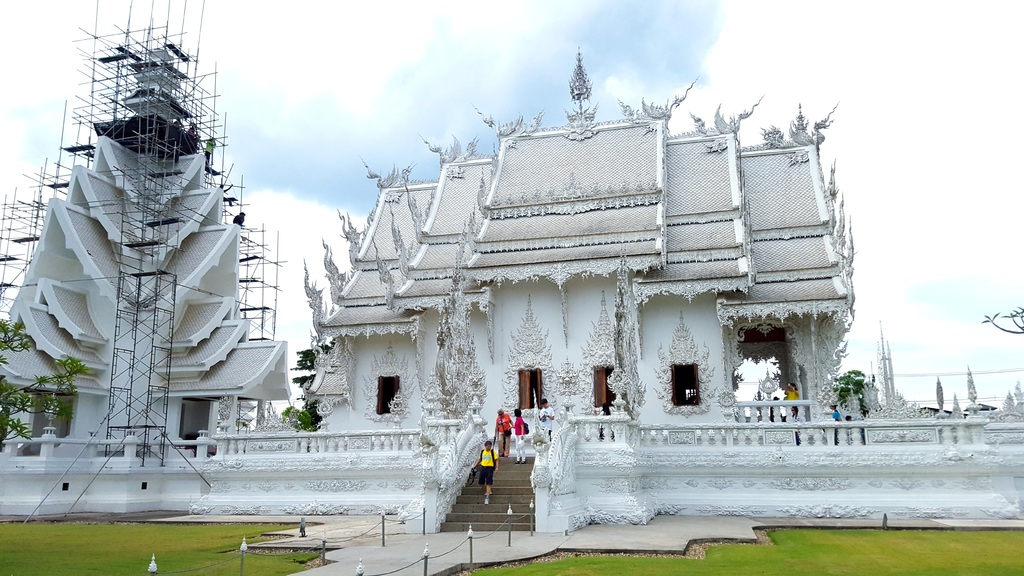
[577,292,615,404]
[695,505,766,516]
[306,480,368,492]
[281,503,353,516]
[769,478,852,491]
[656,313,717,415]
[434,255,486,418]
[610,263,645,417]
[362,345,416,424]
[504,296,553,409]
[776,504,877,518]
[869,429,936,443]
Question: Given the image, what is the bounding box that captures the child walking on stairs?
[475,440,499,504]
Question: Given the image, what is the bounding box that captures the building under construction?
[0,17,289,513]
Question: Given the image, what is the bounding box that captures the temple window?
[593,366,616,408]
[671,364,699,406]
[518,369,542,409]
[376,376,399,414]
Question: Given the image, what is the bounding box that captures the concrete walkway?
[7,512,1024,576]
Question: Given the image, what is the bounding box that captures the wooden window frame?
[517,369,543,409]
[377,375,400,415]
[593,366,616,408]
[671,364,699,406]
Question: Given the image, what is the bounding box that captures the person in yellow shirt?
[784,382,800,401]
[475,440,499,504]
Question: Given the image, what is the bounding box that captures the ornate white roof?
[316,71,853,336]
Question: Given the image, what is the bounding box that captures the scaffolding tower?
[2,17,282,461]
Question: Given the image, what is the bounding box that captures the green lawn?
[0,523,318,576]
[477,530,1024,576]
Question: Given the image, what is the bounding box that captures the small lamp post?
[422,542,430,576]
[507,504,513,547]
[148,554,158,575]
[240,537,247,576]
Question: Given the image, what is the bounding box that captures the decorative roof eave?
[321,317,421,341]
[15,303,107,370]
[476,230,661,255]
[485,188,661,219]
[636,277,750,305]
[667,246,744,264]
[45,203,119,301]
[755,268,842,285]
[38,280,106,345]
[467,253,662,287]
[169,341,289,400]
[751,223,831,242]
[716,298,850,326]
[172,299,233,349]
[664,209,742,227]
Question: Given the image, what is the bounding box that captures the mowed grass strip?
[476,530,1024,576]
[0,523,319,576]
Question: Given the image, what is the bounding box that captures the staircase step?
[455,494,533,505]
[460,486,534,495]
[439,521,533,533]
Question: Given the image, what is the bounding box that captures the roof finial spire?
[569,49,592,115]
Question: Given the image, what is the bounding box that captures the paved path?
[7,512,1024,576]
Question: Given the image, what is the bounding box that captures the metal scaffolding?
[1,17,280,463]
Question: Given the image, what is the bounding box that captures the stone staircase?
[440,456,536,532]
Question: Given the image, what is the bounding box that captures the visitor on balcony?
[791,406,804,445]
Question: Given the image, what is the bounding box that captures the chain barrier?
[359,512,534,576]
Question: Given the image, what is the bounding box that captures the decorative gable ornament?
[504,296,553,409]
[363,344,416,424]
[656,313,717,416]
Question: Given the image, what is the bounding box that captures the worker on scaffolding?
[204,137,216,169]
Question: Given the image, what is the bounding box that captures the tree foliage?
[983,307,1024,335]
[833,369,868,415]
[287,346,328,431]
[0,320,89,447]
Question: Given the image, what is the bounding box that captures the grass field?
[2,525,1023,576]
[476,530,1024,576]
[0,523,318,576]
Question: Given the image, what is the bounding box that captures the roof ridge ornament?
[789,103,838,148]
[618,79,697,123]
[569,49,592,113]
[423,135,472,166]
[564,50,598,141]
[363,161,413,190]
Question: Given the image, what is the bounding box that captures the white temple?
[4,24,1023,529]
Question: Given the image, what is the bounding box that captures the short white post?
[148,554,158,574]
[422,542,430,576]
[356,557,364,576]
[239,537,247,576]
[507,504,513,547]
[467,525,474,571]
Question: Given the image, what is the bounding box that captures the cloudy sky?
[2,1,1021,405]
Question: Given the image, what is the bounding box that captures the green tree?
[0,320,89,448]
[983,307,1024,335]
[287,346,330,432]
[833,369,868,415]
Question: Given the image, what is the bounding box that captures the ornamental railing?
[734,400,814,423]
[213,428,423,456]
[633,419,988,449]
